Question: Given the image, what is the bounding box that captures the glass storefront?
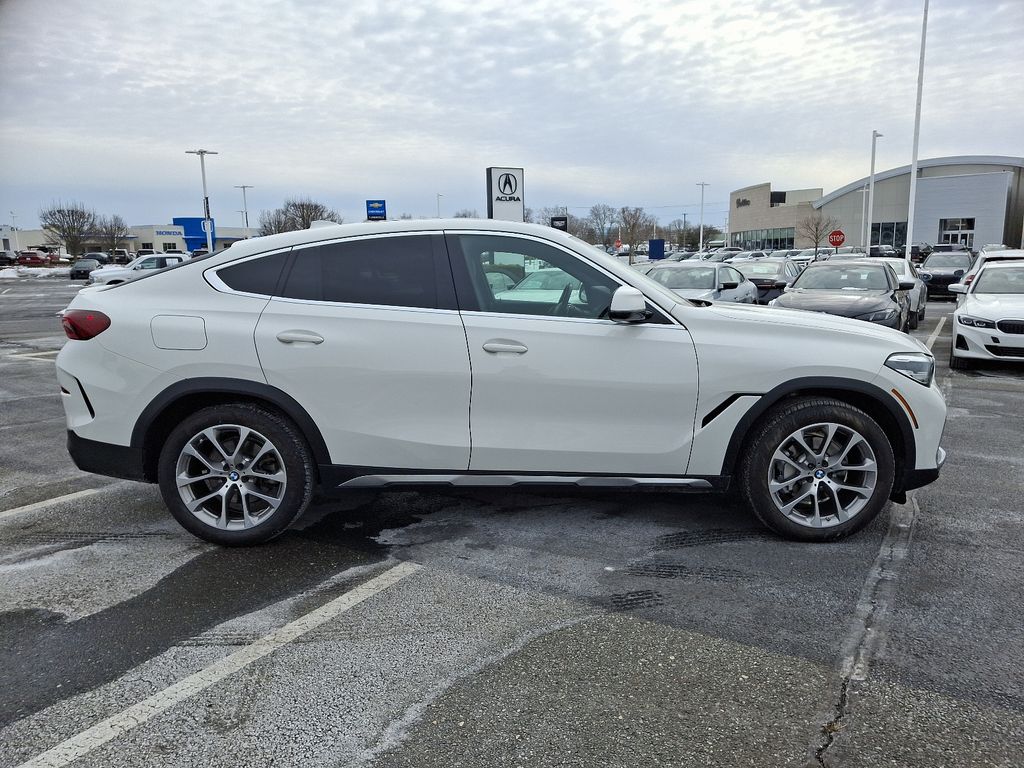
[869,222,908,248]
[729,227,795,250]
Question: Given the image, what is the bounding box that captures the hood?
[670,288,716,300]
[961,294,1024,318]
[699,301,928,353]
[772,289,892,317]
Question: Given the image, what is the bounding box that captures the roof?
[813,155,1024,209]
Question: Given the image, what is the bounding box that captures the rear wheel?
[158,403,314,546]
[739,398,895,541]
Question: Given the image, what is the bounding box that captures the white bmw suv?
[57,219,947,545]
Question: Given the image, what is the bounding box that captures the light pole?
[682,212,688,249]
[696,182,709,250]
[234,185,253,234]
[866,131,882,251]
[860,185,869,248]
[436,193,444,218]
[904,0,929,262]
[186,149,218,253]
[9,211,18,250]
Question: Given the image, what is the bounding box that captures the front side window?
[451,234,620,319]
[282,235,440,309]
[137,258,159,270]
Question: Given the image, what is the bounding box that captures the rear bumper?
[67,431,147,482]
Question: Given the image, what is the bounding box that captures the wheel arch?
[722,377,915,493]
[132,378,331,483]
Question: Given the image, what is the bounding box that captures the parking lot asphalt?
[1,278,1022,767]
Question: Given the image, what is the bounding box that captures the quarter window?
[217,252,290,296]
[281,235,440,309]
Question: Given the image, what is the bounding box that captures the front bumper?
[953,320,1024,361]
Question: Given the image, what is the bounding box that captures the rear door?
[253,233,471,471]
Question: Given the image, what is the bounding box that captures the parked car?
[876,257,929,329]
[733,258,802,304]
[949,261,1024,369]
[791,247,834,268]
[88,254,187,285]
[771,260,914,332]
[725,250,771,263]
[57,219,945,546]
[493,267,583,306]
[83,251,111,265]
[897,242,934,263]
[17,250,49,266]
[957,249,1024,296]
[918,252,975,298]
[768,249,802,259]
[485,271,516,292]
[0,250,17,266]
[644,262,757,303]
[110,249,131,264]
[868,245,897,257]
[70,258,101,281]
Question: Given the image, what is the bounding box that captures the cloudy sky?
[1,0,1021,231]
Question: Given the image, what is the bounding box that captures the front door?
[447,232,699,476]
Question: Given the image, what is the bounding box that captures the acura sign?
[486,166,525,222]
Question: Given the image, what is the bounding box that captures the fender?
[131,377,332,469]
[720,376,916,478]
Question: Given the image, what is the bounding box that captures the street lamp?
[436,193,444,218]
[696,182,709,250]
[234,185,254,234]
[865,131,883,250]
[185,149,218,253]
[9,211,18,250]
[904,0,930,261]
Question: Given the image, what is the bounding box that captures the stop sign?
[614,239,622,249]
[828,230,846,247]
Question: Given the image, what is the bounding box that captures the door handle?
[276,330,324,345]
[482,340,528,354]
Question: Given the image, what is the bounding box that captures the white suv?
[88,254,187,285]
[56,220,947,546]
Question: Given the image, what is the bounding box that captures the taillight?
[62,310,111,340]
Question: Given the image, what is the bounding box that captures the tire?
[909,305,919,330]
[157,403,315,546]
[949,344,972,370]
[738,397,895,542]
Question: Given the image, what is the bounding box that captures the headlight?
[857,307,898,322]
[885,352,935,387]
[957,315,995,329]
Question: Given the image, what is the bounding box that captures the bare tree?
[587,204,617,245]
[257,197,343,236]
[523,207,535,224]
[95,214,130,254]
[453,209,479,218]
[39,201,96,257]
[797,213,840,252]
[618,206,657,264]
[257,208,291,236]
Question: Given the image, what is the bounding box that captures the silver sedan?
[644,262,758,303]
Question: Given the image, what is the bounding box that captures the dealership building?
[2,218,251,255]
[729,155,1024,251]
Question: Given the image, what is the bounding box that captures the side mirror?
[953,269,965,277]
[949,283,967,294]
[773,279,789,289]
[609,286,650,323]
[898,279,916,291]
[918,272,931,282]
[719,281,739,290]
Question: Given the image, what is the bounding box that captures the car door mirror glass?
[898,279,916,291]
[608,286,649,323]
[719,281,739,290]
[773,279,789,289]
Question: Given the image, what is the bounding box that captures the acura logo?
[498,173,518,196]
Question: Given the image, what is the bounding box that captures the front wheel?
[158,403,315,545]
[949,345,972,370]
[739,398,895,541]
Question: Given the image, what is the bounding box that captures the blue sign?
[366,200,387,221]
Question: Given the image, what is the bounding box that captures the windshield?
[972,267,1024,294]
[648,267,716,289]
[513,270,581,291]
[881,260,909,276]
[792,265,891,290]
[737,262,783,277]
[924,254,972,268]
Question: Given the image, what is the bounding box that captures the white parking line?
[925,316,946,351]
[0,488,108,523]
[1,287,11,294]
[15,560,422,768]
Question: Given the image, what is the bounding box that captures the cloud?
[0,0,1020,227]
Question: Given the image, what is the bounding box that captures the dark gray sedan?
[733,258,802,304]
[69,258,100,280]
[644,262,758,303]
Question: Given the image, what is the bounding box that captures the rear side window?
[218,252,290,295]
[281,235,440,309]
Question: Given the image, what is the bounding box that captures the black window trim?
[204,245,296,299]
